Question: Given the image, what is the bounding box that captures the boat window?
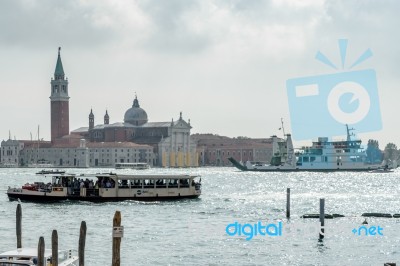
[310,157,316,162]
[144,179,154,188]
[119,179,129,188]
[179,179,189,188]
[168,179,178,188]
[303,157,309,162]
[155,179,167,188]
[131,179,142,188]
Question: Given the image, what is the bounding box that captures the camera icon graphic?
[286,40,382,140]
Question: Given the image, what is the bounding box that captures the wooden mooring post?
[319,198,325,240]
[112,211,122,266]
[52,230,58,266]
[16,203,22,249]
[286,188,290,219]
[79,221,87,266]
[37,236,45,266]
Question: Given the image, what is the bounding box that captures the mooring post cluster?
[15,202,87,266]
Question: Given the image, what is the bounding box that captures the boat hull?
[7,192,200,202]
[228,157,381,172]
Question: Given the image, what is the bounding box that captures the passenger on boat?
[74,179,80,189]
[121,180,128,188]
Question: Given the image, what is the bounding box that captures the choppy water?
[1,167,400,265]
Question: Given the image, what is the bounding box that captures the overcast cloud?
[1,0,399,147]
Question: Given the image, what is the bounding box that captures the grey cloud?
[135,0,323,54]
[137,0,211,53]
[0,0,117,49]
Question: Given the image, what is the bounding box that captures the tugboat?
[229,125,384,172]
[7,173,202,202]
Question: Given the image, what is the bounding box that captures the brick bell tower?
[50,47,69,142]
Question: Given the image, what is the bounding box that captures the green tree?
[384,142,398,162]
[366,139,383,163]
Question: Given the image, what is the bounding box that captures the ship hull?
[228,157,380,172]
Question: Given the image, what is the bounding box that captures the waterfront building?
[0,139,23,167]
[16,139,153,168]
[192,134,274,166]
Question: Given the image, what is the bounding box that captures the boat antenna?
[346,124,355,141]
[280,118,286,138]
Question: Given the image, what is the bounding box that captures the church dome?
[124,96,148,126]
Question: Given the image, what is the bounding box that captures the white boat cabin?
[0,248,78,266]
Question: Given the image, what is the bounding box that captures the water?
[1,167,400,265]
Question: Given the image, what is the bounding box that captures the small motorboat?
[0,248,78,265]
[368,168,394,173]
[36,169,66,175]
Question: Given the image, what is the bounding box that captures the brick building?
[192,134,274,166]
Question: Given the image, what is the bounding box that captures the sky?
[1,0,399,149]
